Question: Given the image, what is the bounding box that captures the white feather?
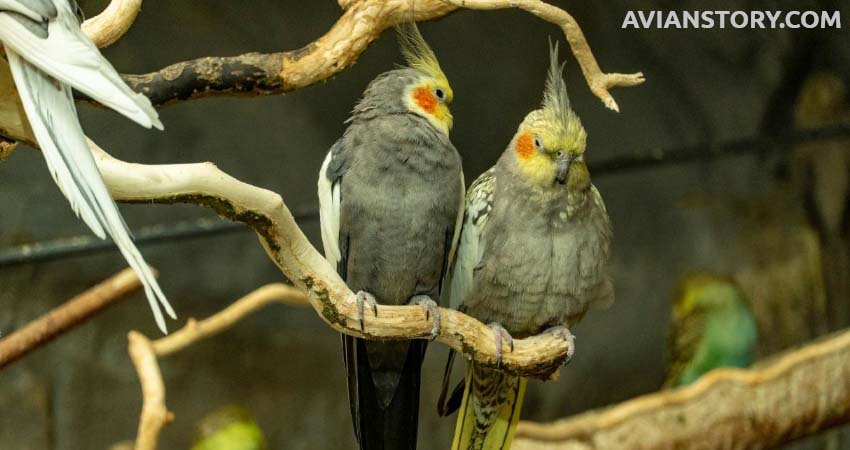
[318,150,341,268]
[0,0,174,333]
[7,50,175,333]
[0,0,162,129]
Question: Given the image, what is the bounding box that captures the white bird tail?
[0,0,173,332]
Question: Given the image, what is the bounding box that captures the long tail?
[343,335,424,450]
[451,363,527,450]
[0,1,173,332]
[5,51,174,333]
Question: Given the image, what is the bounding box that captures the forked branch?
[89,138,572,377]
[78,0,643,110]
[128,283,307,450]
[436,0,644,111]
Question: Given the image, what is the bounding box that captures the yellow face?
[405,77,454,135]
[513,113,588,190]
[672,273,735,319]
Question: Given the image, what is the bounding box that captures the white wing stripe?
[318,150,341,268]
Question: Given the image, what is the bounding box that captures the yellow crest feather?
[395,22,448,84]
[539,40,586,153]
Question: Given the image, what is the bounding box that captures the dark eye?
[534,137,543,149]
[434,88,445,100]
[555,150,566,159]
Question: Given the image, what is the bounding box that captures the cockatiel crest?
[396,22,454,134]
[513,42,589,193]
[442,40,613,450]
[536,41,586,153]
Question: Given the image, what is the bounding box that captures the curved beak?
[556,158,570,185]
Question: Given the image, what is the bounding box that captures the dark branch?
[76,0,456,107]
[120,53,287,107]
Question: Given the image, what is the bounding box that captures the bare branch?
[101,0,642,110]
[512,329,850,450]
[152,284,309,357]
[0,268,143,369]
[88,138,572,378]
[438,0,645,112]
[127,283,313,450]
[114,0,455,107]
[81,0,143,49]
[128,331,171,450]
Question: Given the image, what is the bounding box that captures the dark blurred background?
[1,1,849,449]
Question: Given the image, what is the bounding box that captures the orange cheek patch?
[515,133,534,160]
[413,87,437,114]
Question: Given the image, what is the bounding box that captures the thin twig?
[0,268,144,369]
[152,284,309,356]
[438,0,644,111]
[127,283,309,450]
[128,331,171,450]
[89,138,572,377]
[513,329,850,449]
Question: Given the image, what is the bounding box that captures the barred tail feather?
[451,364,526,450]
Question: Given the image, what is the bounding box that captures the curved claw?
[355,291,378,331]
[488,322,514,368]
[409,295,440,340]
[546,325,576,364]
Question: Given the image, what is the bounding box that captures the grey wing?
[589,184,615,309]
[438,170,465,302]
[0,0,55,22]
[5,51,174,333]
[0,0,161,129]
[318,141,344,271]
[449,168,495,310]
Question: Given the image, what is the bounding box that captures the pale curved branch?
[438,0,645,112]
[512,329,850,450]
[81,0,142,49]
[88,138,572,378]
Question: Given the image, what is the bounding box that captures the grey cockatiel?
[0,0,174,332]
[317,23,463,450]
[440,43,613,450]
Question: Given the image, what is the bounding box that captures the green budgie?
[191,406,266,450]
[664,273,758,388]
